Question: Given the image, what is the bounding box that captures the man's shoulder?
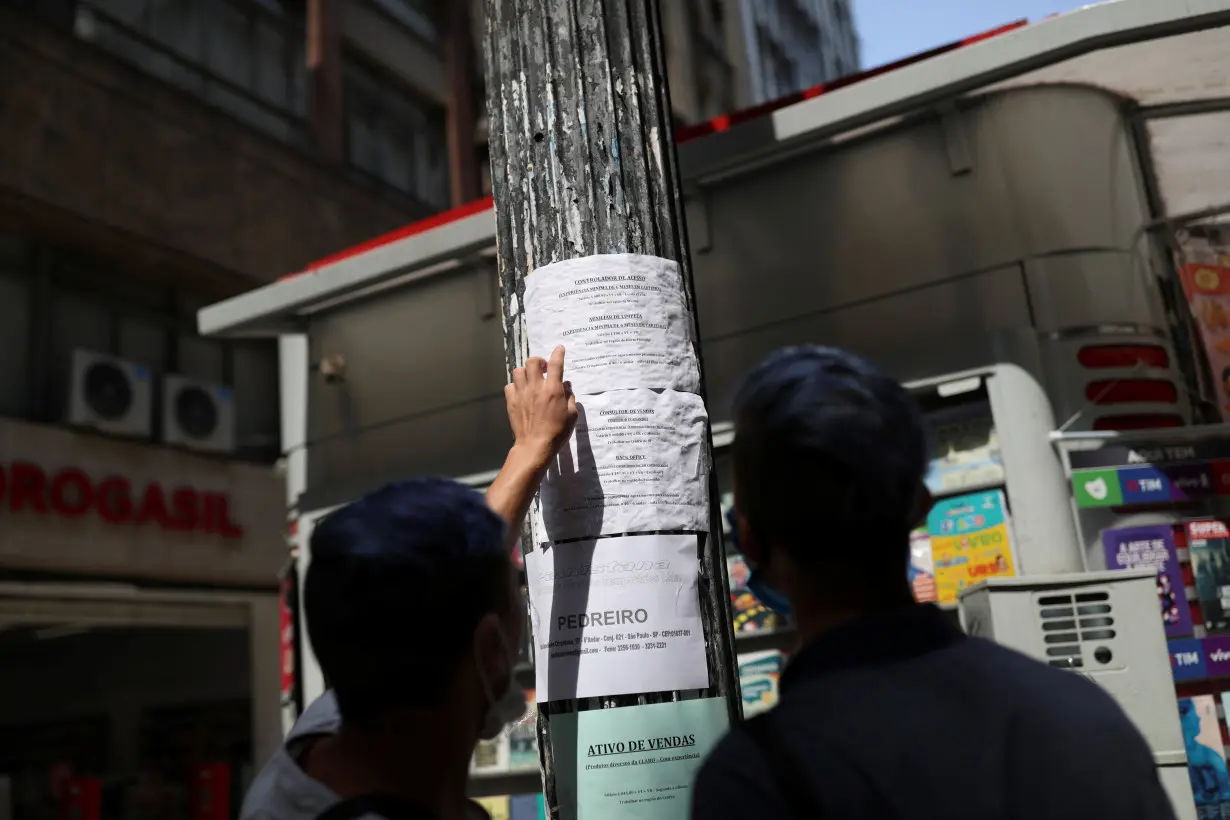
[961,637,1133,711]
[241,746,338,820]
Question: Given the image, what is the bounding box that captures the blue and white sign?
[1170,637,1208,682]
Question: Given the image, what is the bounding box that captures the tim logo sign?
[1170,638,1207,681]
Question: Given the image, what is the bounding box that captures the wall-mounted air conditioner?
[162,375,236,454]
[67,350,153,439]
[959,569,1196,820]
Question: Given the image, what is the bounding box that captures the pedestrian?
[692,345,1176,820]
[240,347,576,820]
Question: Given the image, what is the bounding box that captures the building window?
[343,54,450,210]
[74,0,307,143]
[0,236,281,463]
[687,0,735,118]
[368,0,439,44]
[757,25,796,101]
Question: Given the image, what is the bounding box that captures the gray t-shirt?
[241,692,488,820]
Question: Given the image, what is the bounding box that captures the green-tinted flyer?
[551,697,731,820]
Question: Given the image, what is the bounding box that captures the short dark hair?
[733,346,927,598]
[304,478,509,722]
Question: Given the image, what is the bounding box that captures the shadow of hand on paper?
[544,538,597,702]
[541,401,605,543]
[541,400,605,702]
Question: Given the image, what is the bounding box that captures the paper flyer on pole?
[524,254,701,395]
[550,698,730,820]
[524,534,709,701]
[539,389,710,541]
[1101,524,1191,637]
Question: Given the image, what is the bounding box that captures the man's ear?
[473,611,508,680]
[734,509,766,565]
[911,484,934,529]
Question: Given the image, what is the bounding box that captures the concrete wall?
[0,6,421,296]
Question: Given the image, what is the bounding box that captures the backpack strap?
[313,795,433,820]
[740,713,827,819]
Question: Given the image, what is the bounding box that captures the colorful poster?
[1179,695,1230,818]
[924,415,1004,495]
[1101,525,1192,637]
[1189,520,1230,633]
[723,496,785,631]
[926,490,1016,605]
[525,534,709,701]
[738,651,783,718]
[908,529,938,604]
[476,797,511,820]
[550,698,730,820]
[1179,259,1230,421]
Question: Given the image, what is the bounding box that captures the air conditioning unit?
[959,569,1196,820]
[68,350,153,438]
[162,375,236,454]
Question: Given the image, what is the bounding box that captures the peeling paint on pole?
[482,1,741,815]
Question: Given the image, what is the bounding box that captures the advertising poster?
[1178,256,1230,422]
[538,389,710,541]
[738,651,783,718]
[926,490,1016,605]
[924,415,1004,495]
[551,698,730,820]
[723,495,785,631]
[1101,525,1192,637]
[1179,695,1230,820]
[908,529,938,604]
[1189,520,1230,634]
[524,254,701,395]
[524,534,709,701]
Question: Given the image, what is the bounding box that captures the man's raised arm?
[486,345,577,548]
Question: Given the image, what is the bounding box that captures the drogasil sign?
[0,462,243,538]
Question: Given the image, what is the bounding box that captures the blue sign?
[1170,638,1208,681]
[1119,466,1172,505]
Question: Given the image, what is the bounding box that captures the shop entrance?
[0,584,280,820]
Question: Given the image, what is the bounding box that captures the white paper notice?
[539,389,710,541]
[524,254,701,394]
[525,534,709,701]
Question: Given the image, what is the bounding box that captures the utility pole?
[482,2,740,817]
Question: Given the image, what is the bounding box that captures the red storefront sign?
[0,462,243,538]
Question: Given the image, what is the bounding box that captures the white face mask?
[476,626,527,740]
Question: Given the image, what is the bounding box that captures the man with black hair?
[241,347,576,820]
[692,346,1177,820]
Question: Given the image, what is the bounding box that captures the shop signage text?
[0,462,243,538]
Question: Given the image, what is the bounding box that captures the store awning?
[199,0,1230,339]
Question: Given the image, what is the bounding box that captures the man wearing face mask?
[692,346,1176,820]
[241,347,576,820]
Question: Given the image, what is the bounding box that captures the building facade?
[0,1,458,817]
[737,0,861,103]
[0,1,758,817]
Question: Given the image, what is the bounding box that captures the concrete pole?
[481,1,740,814]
